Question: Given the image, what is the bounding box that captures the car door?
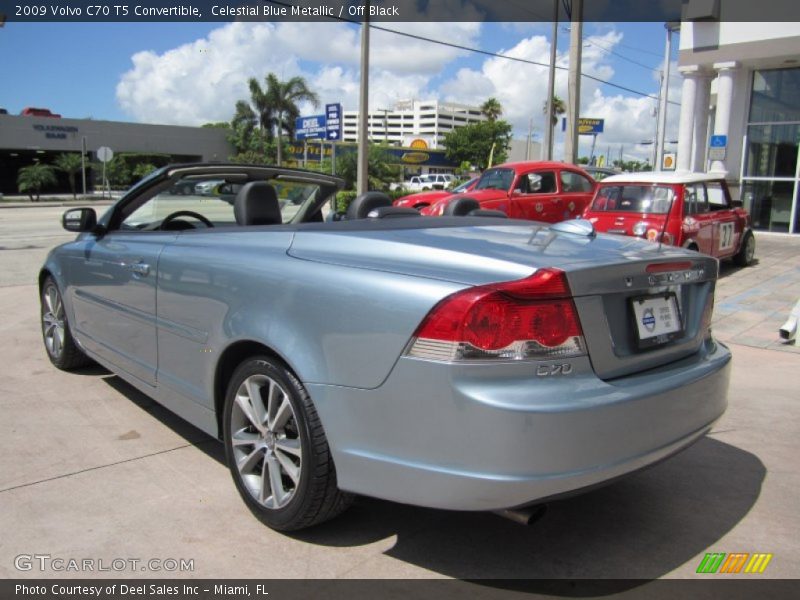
[510,170,562,222]
[684,183,715,256]
[69,231,176,386]
[706,180,740,259]
[559,169,596,219]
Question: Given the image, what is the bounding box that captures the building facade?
[0,114,233,194]
[341,99,487,149]
[677,22,800,234]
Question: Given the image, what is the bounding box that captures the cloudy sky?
[1,20,683,162]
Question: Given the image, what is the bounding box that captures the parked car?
[393,177,479,210]
[41,163,730,531]
[583,171,755,266]
[583,166,623,181]
[21,107,61,118]
[391,173,455,192]
[194,179,225,196]
[421,161,597,222]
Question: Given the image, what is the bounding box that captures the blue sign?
[295,115,326,140]
[710,135,728,148]
[325,103,342,141]
[561,117,604,135]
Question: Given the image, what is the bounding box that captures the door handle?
[126,262,150,276]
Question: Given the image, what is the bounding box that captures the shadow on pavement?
[100,372,764,591]
[101,374,226,465]
[294,436,764,590]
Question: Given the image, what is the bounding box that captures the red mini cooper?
[421,161,597,222]
[583,172,755,265]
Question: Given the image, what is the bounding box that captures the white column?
[676,66,699,171]
[691,73,712,172]
[709,61,739,174]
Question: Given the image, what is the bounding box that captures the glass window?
[706,181,730,210]
[560,170,594,192]
[744,123,799,178]
[475,168,515,191]
[749,68,800,123]
[591,185,674,213]
[741,180,795,233]
[119,176,321,230]
[519,171,557,194]
[685,183,708,214]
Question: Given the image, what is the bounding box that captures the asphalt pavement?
[0,207,798,585]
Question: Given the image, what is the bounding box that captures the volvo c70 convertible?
[40,164,730,531]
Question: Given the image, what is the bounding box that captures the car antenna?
[658,190,676,252]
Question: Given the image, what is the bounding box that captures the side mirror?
[62,208,97,232]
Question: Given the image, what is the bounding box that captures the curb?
[0,201,115,209]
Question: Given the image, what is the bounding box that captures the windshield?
[591,185,675,214]
[121,176,322,230]
[453,178,477,193]
[475,168,514,191]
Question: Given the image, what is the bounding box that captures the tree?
[53,153,83,199]
[481,97,503,121]
[443,120,513,170]
[17,163,57,202]
[543,94,567,127]
[132,163,157,180]
[264,73,319,166]
[335,144,401,191]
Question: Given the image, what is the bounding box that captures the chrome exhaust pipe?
[493,504,547,526]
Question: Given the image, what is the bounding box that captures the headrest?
[346,191,393,220]
[234,182,282,226]
[443,196,481,216]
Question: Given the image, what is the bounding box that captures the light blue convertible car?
[41,164,730,531]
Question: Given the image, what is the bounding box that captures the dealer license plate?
[630,294,682,348]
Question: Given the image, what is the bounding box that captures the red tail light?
[407,269,586,361]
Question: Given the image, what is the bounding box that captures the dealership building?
[342,99,487,149]
[0,114,233,195]
[676,22,800,234]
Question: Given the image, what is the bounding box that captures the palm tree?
[245,78,276,150]
[481,97,503,121]
[53,153,83,199]
[543,94,567,126]
[17,163,57,202]
[264,74,319,166]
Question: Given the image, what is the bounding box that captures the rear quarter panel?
[153,230,464,416]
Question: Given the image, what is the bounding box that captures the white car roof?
[599,170,726,185]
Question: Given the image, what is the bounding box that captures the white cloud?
[116,20,680,162]
[439,29,680,162]
[116,21,481,125]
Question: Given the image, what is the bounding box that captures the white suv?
[393,174,455,192]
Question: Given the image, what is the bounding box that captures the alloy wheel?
[229,374,303,509]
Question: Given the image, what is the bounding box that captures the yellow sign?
[662,152,676,171]
[409,139,429,150]
[401,151,430,164]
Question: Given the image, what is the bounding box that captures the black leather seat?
[346,192,392,219]
[443,197,480,216]
[234,182,282,226]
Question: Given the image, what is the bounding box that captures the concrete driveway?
[1,206,798,584]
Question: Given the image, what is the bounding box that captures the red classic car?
[583,172,755,265]
[393,177,479,210]
[420,161,597,222]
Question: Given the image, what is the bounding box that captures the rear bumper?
[307,339,731,511]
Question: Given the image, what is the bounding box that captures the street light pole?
[655,22,678,171]
[564,0,583,165]
[543,0,558,161]
[356,10,370,195]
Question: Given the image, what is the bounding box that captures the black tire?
[223,356,352,531]
[733,231,755,267]
[40,276,93,370]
